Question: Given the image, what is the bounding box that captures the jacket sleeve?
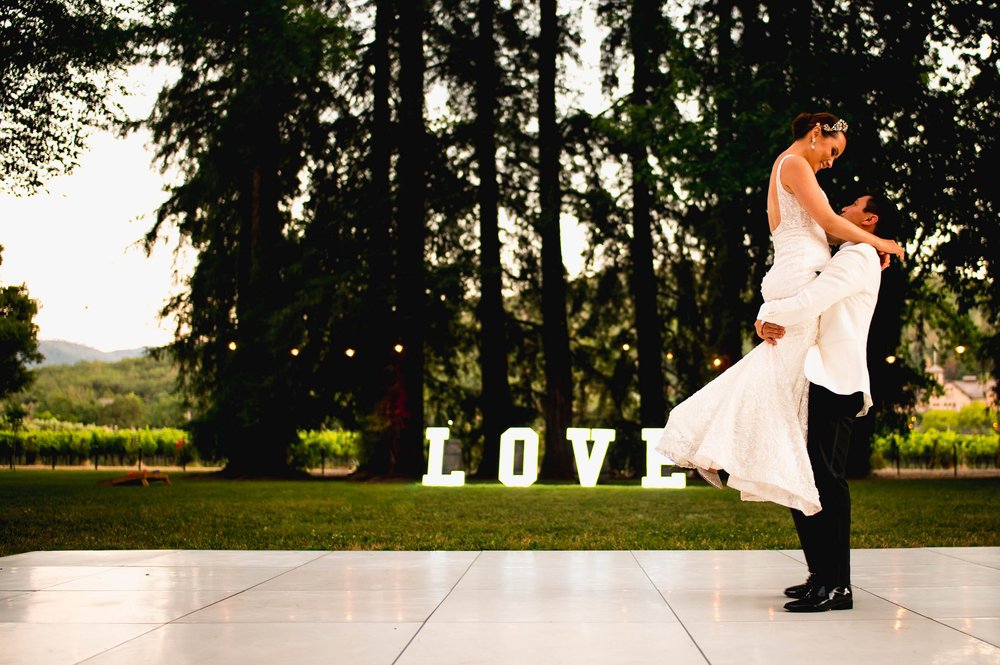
[756,245,879,327]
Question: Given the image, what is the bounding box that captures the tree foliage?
[8,354,185,427]
[0,247,42,400]
[0,0,133,194]
[139,0,349,475]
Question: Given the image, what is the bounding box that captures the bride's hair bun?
[791,112,843,139]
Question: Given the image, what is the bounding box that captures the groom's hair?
[863,192,899,239]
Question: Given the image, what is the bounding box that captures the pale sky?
[0,65,193,352]
[0,9,608,353]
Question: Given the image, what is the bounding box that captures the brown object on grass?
[101,469,171,487]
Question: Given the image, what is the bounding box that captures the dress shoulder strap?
[776,154,796,192]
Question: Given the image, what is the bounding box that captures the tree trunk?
[473,0,514,478]
[628,0,666,429]
[394,0,427,477]
[707,0,745,370]
[709,206,748,369]
[226,19,295,476]
[356,0,399,477]
[537,0,573,480]
[671,241,709,399]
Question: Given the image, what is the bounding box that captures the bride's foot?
[696,467,724,489]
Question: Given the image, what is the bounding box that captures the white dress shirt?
[756,241,882,417]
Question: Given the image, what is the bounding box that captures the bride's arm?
[782,157,904,259]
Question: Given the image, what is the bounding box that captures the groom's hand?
[755,320,785,345]
[877,250,891,270]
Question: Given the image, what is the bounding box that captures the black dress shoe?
[783,585,853,612]
[784,573,819,599]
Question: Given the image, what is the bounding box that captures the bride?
[655,112,904,515]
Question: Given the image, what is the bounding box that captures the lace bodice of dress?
[760,155,832,302]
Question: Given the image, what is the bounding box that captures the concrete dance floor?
[1,547,998,664]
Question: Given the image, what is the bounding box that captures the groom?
[754,192,899,612]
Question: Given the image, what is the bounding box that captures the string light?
[885,355,897,364]
[290,348,300,357]
[955,345,967,354]
[394,344,404,354]
[345,348,355,358]
[712,357,722,368]
[622,343,630,351]
[228,341,237,351]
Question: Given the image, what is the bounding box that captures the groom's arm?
[756,245,880,327]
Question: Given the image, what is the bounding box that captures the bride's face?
[812,133,847,172]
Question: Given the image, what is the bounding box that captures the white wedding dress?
[655,155,829,515]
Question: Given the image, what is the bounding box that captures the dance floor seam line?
[72,554,336,664]
[162,552,329,625]
[630,549,713,665]
[856,584,1000,650]
[75,625,165,665]
[70,555,336,664]
[927,549,1000,571]
[389,550,484,665]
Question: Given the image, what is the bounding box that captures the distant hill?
[36,340,149,367]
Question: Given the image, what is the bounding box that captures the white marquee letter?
[422,427,465,487]
[566,428,614,487]
[640,428,686,488]
[498,427,539,487]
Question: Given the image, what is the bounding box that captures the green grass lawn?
[1,471,997,556]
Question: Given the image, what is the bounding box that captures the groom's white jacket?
[756,241,882,417]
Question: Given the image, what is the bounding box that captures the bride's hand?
[876,238,904,260]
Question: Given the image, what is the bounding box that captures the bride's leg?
[697,466,725,489]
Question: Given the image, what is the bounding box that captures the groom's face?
[840,196,874,227]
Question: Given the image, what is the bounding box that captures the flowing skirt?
[655,319,821,515]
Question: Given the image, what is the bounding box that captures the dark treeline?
[3,1,996,478]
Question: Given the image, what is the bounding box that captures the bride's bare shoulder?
[769,151,801,178]
[776,154,813,188]
[772,151,807,169]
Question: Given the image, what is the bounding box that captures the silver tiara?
[821,118,849,133]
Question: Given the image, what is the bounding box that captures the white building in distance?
[923,363,996,412]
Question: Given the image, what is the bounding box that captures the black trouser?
[791,383,862,589]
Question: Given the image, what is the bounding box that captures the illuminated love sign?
[422,427,466,486]
[422,426,686,488]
